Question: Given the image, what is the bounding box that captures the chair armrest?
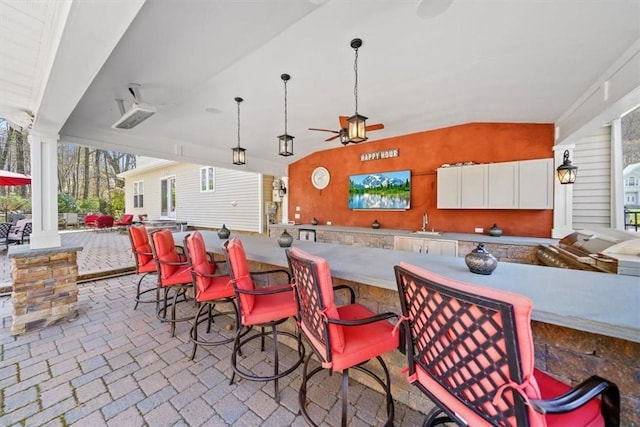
[329,311,398,327]
[134,250,154,257]
[332,284,356,304]
[156,259,189,267]
[529,375,619,426]
[234,284,293,296]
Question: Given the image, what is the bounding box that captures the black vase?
[217,224,230,239]
[277,230,294,248]
[311,217,319,226]
[488,224,503,237]
[465,243,498,275]
[372,219,380,229]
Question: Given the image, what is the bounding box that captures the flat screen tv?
[348,170,411,210]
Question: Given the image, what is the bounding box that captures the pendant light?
[278,74,294,156]
[557,150,578,184]
[347,38,367,143]
[232,97,246,165]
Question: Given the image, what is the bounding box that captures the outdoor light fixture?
[557,149,578,184]
[278,73,294,156]
[339,129,349,145]
[232,97,246,165]
[347,38,368,143]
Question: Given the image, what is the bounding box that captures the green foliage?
[78,197,100,213]
[58,192,79,213]
[0,194,29,213]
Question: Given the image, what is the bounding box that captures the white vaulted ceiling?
[1,0,639,176]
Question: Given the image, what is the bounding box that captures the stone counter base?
[9,245,82,335]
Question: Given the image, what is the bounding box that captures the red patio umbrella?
[0,170,31,186]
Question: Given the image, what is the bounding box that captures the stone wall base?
[9,243,82,336]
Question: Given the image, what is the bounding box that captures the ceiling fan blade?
[366,123,384,131]
[309,127,339,134]
[339,116,348,129]
[325,134,340,142]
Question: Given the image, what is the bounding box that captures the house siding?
[572,126,612,229]
[123,161,264,233]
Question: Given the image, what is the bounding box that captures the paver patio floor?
[0,231,426,426]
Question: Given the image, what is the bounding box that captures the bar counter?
[175,231,638,343]
[173,231,640,424]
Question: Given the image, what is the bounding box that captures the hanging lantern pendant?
[278,73,294,156]
[232,97,246,165]
[348,38,367,144]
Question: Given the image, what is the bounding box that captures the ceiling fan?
[308,116,384,144]
[417,0,454,19]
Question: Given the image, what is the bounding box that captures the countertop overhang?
[175,231,639,344]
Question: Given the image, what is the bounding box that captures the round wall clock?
[311,167,330,190]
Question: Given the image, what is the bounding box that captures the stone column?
[8,243,82,335]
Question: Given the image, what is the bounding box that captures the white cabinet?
[394,236,458,257]
[437,159,553,209]
[488,162,519,208]
[460,164,488,208]
[437,166,460,208]
[518,159,553,209]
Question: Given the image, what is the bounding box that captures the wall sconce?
[278,73,294,156]
[232,97,246,165]
[557,150,578,184]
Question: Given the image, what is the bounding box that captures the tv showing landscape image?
[348,170,411,209]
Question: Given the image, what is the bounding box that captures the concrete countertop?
[269,223,558,246]
[175,231,639,344]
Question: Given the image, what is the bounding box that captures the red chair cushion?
[153,229,183,279]
[287,247,345,353]
[328,303,397,372]
[196,275,234,303]
[225,238,255,313]
[115,214,134,226]
[130,225,154,268]
[535,369,603,427]
[85,214,99,227]
[186,231,217,295]
[241,284,297,325]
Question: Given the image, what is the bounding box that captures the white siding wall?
[124,162,263,232]
[572,126,612,229]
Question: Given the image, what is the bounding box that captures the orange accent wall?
[289,123,555,238]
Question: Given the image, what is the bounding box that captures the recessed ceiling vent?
[112,84,156,130]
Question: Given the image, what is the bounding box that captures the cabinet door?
[519,159,553,209]
[437,167,461,208]
[460,164,488,208]
[488,162,519,208]
[424,239,458,256]
[394,236,411,251]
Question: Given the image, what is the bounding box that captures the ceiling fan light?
[278,134,294,156]
[347,113,367,143]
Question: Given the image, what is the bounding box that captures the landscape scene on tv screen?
[348,170,411,209]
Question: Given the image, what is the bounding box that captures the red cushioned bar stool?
[223,237,304,403]
[286,247,399,427]
[150,228,194,337]
[394,262,620,427]
[128,224,161,310]
[184,231,238,360]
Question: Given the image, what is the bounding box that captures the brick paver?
[0,231,426,426]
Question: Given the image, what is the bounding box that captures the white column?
[552,144,575,238]
[28,132,61,249]
[610,119,624,229]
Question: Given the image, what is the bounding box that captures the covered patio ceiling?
[1,0,639,177]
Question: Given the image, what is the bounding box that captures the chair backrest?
[85,214,99,226]
[223,237,256,314]
[286,247,345,358]
[22,221,32,239]
[119,214,134,225]
[128,225,153,268]
[151,228,181,280]
[0,222,12,239]
[185,231,217,295]
[395,262,542,427]
[96,215,114,228]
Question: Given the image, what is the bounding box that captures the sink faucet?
[422,212,428,232]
